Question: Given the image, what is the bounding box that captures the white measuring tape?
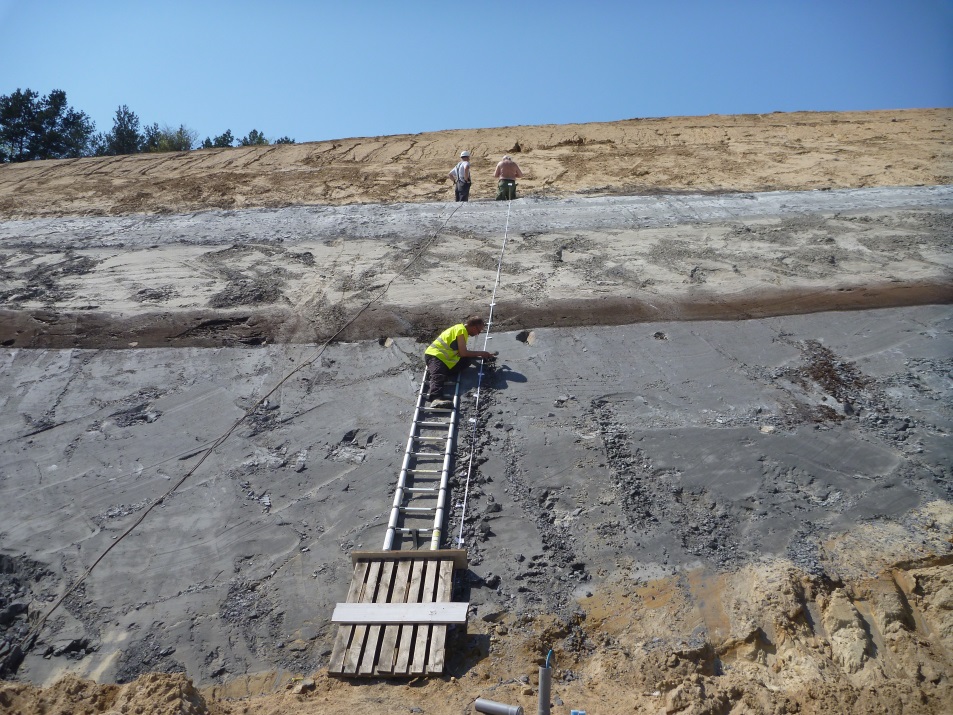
[457,199,513,546]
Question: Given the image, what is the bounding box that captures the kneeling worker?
[494,154,523,201]
[424,315,497,407]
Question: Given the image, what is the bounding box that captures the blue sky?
[1,1,951,145]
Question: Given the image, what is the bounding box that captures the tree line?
[0,88,295,163]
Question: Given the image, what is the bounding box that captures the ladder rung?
[415,421,450,427]
[407,469,441,474]
[397,528,435,533]
[409,451,444,457]
[414,436,446,442]
[400,506,437,513]
[421,407,453,412]
[405,487,437,493]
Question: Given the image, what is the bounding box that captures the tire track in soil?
[451,379,587,621]
[584,399,743,569]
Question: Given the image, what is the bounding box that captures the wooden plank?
[328,560,368,674]
[332,551,470,678]
[411,560,439,675]
[332,601,468,625]
[351,549,468,570]
[359,560,394,674]
[376,559,411,674]
[342,560,382,674]
[393,559,426,674]
[428,559,455,673]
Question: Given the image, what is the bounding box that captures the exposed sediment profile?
[1,109,951,714]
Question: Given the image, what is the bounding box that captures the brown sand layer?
[3,281,951,350]
[0,108,950,219]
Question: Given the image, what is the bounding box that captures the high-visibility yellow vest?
[425,324,469,368]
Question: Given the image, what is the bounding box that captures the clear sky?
[2,0,951,145]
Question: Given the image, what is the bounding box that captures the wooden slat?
[351,549,468,570]
[376,560,411,674]
[394,559,426,674]
[332,601,468,625]
[411,561,439,674]
[330,553,469,678]
[427,559,455,673]
[342,560,382,673]
[359,560,394,674]
[328,560,369,673]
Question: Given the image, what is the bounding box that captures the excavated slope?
[0,109,951,715]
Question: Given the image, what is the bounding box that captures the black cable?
[17,202,465,655]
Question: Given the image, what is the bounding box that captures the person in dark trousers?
[448,150,472,202]
[424,315,497,407]
[493,154,523,200]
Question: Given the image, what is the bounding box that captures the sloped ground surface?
[0,109,950,219]
[1,309,951,714]
[0,188,950,349]
[1,110,952,714]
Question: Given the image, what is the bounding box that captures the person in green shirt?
[424,315,497,407]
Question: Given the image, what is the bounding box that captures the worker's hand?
[483,352,498,361]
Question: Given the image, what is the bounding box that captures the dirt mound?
[0,672,208,715]
[3,551,950,714]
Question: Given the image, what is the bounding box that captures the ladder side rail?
[430,376,461,549]
[383,370,428,550]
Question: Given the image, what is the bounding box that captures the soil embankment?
[0,108,950,219]
[0,109,951,714]
[1,188,951,349]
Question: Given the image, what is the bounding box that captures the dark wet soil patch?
[114,632,186,684]
[208,277,283,308]
[0,555,55,678]
[0,253,100,305]
[0,281,950,349]
[132,286,178,303]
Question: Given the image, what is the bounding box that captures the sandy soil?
[0,109,950,220]
[1,109,952,715]
[1,188,951,349]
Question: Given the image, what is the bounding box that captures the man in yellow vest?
[424,315,498,407]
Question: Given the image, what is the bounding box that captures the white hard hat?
[460,150,470,158]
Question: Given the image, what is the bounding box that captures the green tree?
[238,128,268,146]
[201,129,234,149]
[31,90,95,159]
[0,88,39,161]
[0,88,95,161]
[274,136,295,144]
[89,131,109,156]
[98,105,143,155]
[142,123,161,151]
[143,123,197,152]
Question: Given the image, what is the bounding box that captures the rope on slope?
[14,202,465,657]
[457,198,513,546]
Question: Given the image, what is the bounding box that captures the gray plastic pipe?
[474,698,524,715]
[538,665,552,715]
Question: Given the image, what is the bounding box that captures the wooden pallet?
[327,549,468,677]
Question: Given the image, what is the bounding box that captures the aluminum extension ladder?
[382,370,461,551]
